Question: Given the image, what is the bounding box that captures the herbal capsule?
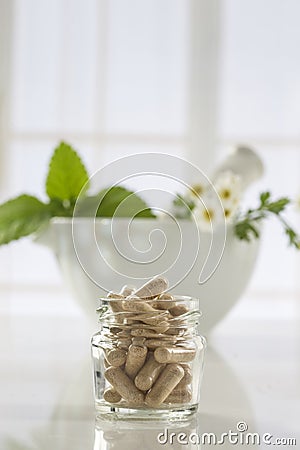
[169,304,190,317]
[134,276,169,299]
[144,338,177,349]
[119,285,136,297]
[131,328,163,338]
[110,326,122,335]
[122,298,156,313]
[130,322,170,334]
[165,328,185,336]
[125,345,148,379]
[105,367,144,405]
[151,322,170,334]
[145,364,184,407]
[132,312,168,327]
[175,364,192,388]
[107,291,124,300]
[107,291,124,312]
[131,337,146,346]
[134,354,165,391]
[152,294,176,310]
[154,347,196,363]
[117,338,132,350]
[116,330,131,338]
[105,348,127,367]
[165,387,192,404]
[107,292,124,322]
[103,387,122,403]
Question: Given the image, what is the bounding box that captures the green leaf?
[259,191,271,205]
[0,195,51,245]
[266,198,290,214]
[75,186,155,218]
[172,193,194,219]
[234,191,299,249]
[46,142,89,201]
[234,220,260,241]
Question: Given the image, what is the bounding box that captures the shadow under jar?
[91,295,206,420]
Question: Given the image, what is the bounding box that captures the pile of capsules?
[98,276,202,408]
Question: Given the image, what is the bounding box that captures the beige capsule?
[126,319,140,325]
[144,338,178,349]
[105,366,144,406]
[175,364,192,388]
[107,292,125,322]
[159,294,173,300]
[122,298,156,313]
[168,304,189,317]
[132,312,168,327]
[131,328,163,338]
[116,330,131,338]
[165,328,186,336]
[107,292,124,312]
[117,338,132,350]
[151,322,170,334]
[134,276,169,299]
[154,347,196,363]
[130,321,170,334]
[109,326,123,335]
[134,353,165,391]
[103,387,122,403]
[125,345,148,379]
[145,363,184,407]
[131,337,146,346]
[151,294,176,310]
[105,348,127,367]
[119,285,136,297]
[131,322,170,334]
[165,386,192,404]
[107,291,124,300]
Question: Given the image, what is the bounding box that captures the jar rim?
[96,295,202,328]
[98,295,200,303]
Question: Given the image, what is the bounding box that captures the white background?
[0,0,299,315]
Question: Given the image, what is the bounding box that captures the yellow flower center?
[220,188,231,199]
[191,184,204,197]
[203,208,214,222]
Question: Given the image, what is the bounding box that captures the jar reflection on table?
[94,414,201,450]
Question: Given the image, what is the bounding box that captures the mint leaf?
[46,142,89,201]
[266,198,290,214]
[0,195,51,245]
[259,191,271,205]
[235,220,260,241]
[75,186,155,218]
[235,192,299,249]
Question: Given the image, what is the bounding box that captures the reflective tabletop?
[1,293,299,449]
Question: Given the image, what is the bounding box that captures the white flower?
[222,204,239,222]
[193,195,224,232]
[186,182,208,202]
[214,171,242,209]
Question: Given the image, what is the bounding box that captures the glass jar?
[91,295,206,420]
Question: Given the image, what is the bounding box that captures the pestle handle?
[213,146,264,191]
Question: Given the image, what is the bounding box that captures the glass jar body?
[91,296,206,420]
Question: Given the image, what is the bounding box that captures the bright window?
[0,0,299,312]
